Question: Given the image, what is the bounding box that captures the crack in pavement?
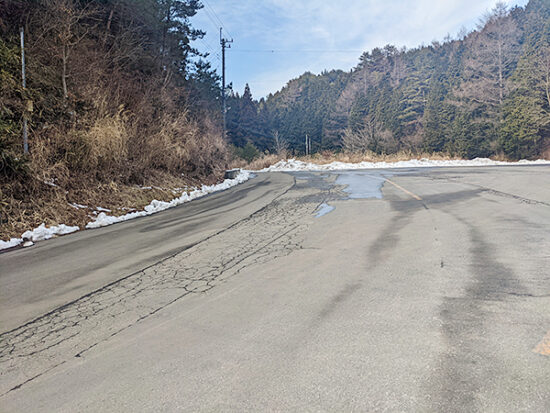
[0,180,329,396]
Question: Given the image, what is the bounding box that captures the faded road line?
[385,178,423,201]
[533,330,550,356]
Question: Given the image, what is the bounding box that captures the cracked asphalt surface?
[1,166,549,412]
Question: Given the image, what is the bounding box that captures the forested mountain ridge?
[227,0,550,160]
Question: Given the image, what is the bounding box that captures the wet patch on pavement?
[335,171,392,199]
[315,203,335,218]
[295,170,400,218]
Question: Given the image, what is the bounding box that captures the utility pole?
[220,27,233,139]
[20,27,28,154]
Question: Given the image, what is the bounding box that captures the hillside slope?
[1,0,227,241]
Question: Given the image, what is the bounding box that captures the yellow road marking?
[533,330,550,356]
[385,178,423,201]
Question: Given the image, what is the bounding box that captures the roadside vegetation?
[230,151,463,171]
[1,0,228,240]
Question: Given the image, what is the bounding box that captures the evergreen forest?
[226,0,550,160]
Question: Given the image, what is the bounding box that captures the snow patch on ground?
[1,170,251,251]
[22,224,80,241]
[261,158,550,172]
[86,170,251,229]
[70,203,88,209]
[0,238,24,250]
[43,178,58,187]
[0,224,80,250]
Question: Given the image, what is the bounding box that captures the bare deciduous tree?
[35,0,95,100]
[342,113,397,154]
[456,2,520,120]
[272,130,288,156]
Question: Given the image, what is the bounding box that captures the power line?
[193,1,232,69]
[230,49,364,53]
[226,120,273,139]
[199,39,215,54]
[202,0,233,39]
[201,7,223,35]
[199,0,232,41]
[199,38,221,61]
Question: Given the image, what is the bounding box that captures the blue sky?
[191,0,529,99]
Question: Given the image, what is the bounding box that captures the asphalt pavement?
[0,172,293,331]
[1,165,549,412]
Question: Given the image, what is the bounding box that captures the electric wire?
[230,49,364,53]
[202,0,233,39]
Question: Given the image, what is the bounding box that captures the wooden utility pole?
[220,28,233,139]
[20,27,28,154]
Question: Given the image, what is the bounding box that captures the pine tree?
[158,0,204,75]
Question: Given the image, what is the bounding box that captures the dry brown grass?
[85,111,129,169]
[303,150,456,165]
[1,106,229,242]
[230,154,283,170]
[0,169,207,241]
[237,150,459,170]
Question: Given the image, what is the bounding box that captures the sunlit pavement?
[1,166,549,412]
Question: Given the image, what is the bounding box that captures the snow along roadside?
[260,157,550,172]
[86,170,251,228]
[0,170,251,251]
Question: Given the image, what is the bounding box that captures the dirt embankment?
[0,168,227,242]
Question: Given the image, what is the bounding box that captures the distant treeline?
[227,0,550,160]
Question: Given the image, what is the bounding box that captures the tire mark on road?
[427,175,550,207]
[433,215,531,413]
